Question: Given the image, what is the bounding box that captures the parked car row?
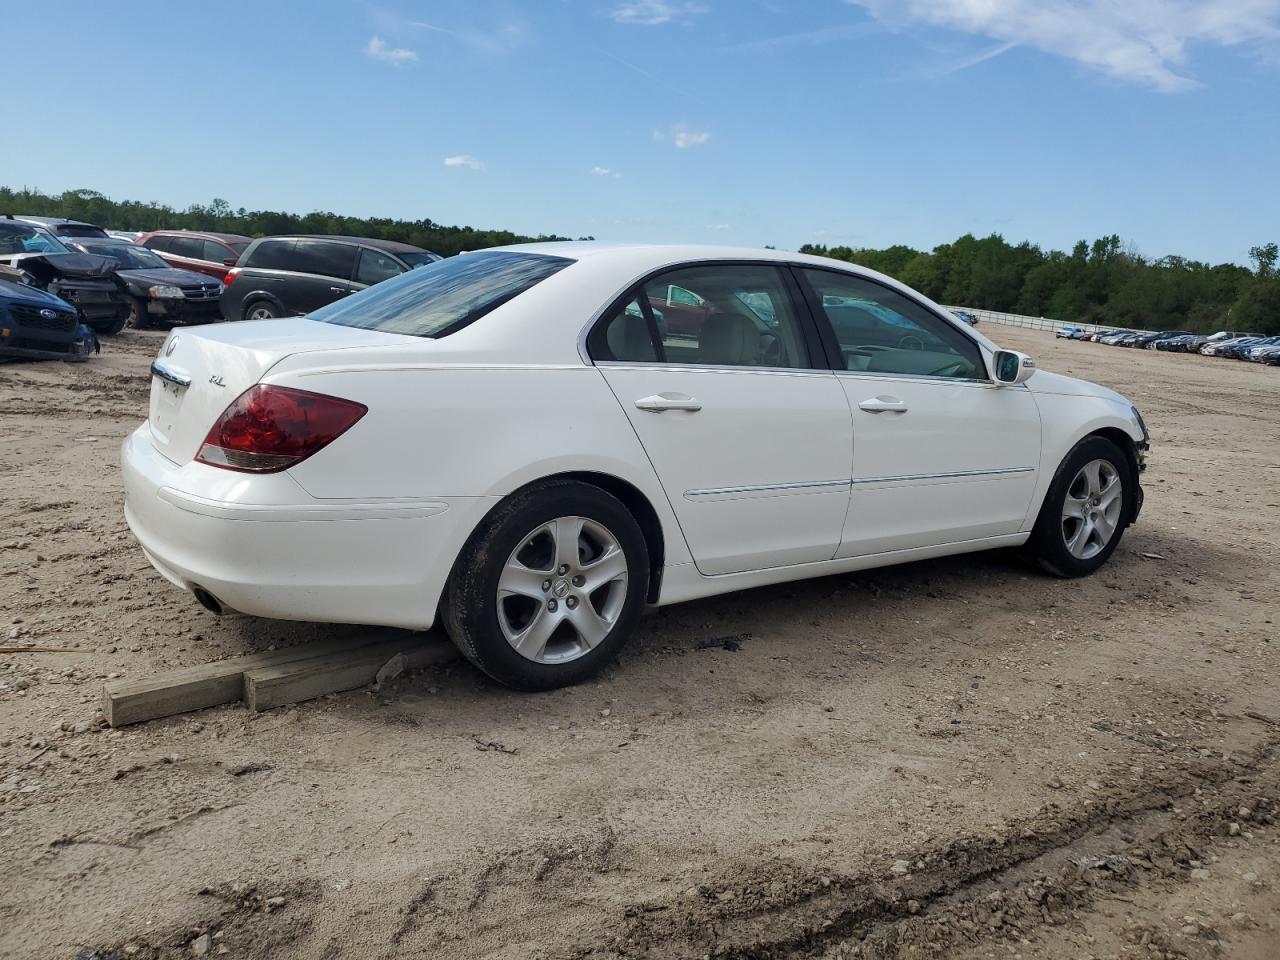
[1056,324,1280,366]
[0,217,445,347]
[0,216,448,340]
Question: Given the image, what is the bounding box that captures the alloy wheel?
[1061,459,1123,560]
[496,516,629,664]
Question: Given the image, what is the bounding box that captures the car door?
[589,262,853,576]
[285,239,358,314]
[797,268,1042,558]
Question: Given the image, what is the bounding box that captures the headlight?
[1130,405,1149,443]
[149,284,184,299]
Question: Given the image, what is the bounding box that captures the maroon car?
[136,230,251,283]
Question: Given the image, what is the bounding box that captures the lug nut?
[566,596,578,609]
[558,564,570,575]
[542,579,552,592]
[547,599,558,612]
[572,575,585,587]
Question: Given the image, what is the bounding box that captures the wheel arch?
[1083,426,1144,527]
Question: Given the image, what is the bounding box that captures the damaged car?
[0,219,129,334]
[63,237,224,329]
[0,264,97,362]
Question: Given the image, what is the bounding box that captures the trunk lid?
[147,317,397,464]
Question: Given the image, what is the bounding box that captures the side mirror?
[993,349,1036,385]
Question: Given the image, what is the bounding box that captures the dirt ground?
[1,325,1277,960]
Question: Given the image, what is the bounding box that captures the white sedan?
[122,244,1149,689]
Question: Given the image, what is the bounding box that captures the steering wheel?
[757,331,784,366]
[898,334,925,351]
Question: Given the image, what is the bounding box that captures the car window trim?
[583,258,829,373]
[792,264,992,380]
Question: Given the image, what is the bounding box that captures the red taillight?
[223,266,241,285]
[196,384,367,473]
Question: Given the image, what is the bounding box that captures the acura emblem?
[165,336,179,356]
[39,308,57,320]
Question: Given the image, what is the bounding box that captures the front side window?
[311,251,573,338]
[594,263,809,369]
[143,235,173,252]
[203,240,234,263]
[169,236,204,259]
[0,224,70,254]
[801,269,984,379]
[355,248,405,286]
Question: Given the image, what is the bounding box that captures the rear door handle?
[329,286,346,294]
[859,396,908,414]
[635,393,702,413]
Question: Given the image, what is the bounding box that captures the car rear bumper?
[121,425,495,629]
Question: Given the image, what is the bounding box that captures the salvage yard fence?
[942,306,1131,337]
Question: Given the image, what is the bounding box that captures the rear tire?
[94,314,128,336]
[243,300,279,322]
[1023,435,1133,578]
[444,480,649,691]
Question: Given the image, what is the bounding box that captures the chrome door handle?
[329,286,346,293]
[635,394,702,413]
[859,397,908,414]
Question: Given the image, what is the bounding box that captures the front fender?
[1024,393,1145,532]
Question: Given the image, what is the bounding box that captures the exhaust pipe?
[192,587,223,616]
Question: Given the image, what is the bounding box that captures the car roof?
[146,229,252,243]
[13,215,102,228]
[260,234,432,255]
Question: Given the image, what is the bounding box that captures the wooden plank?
[102,633,397,727]
[244,638,453,712]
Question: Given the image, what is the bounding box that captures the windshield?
[311,251,573,338]
[79,243,169,269]
[0,223,71,255]
[399,251,442,268]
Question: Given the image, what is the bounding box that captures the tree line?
[1,186,573,259]
[800,234,1279,335]
[5,186,1275,334]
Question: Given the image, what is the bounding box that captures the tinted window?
[228,241,250,255]
[203,240,233,263]
[0,223,70,255]
[600,264,809,369]
[312,251,572,338]
[56,224,109,238]
[355,248,405,286]
[244,239,296,270]
[143,235,173,253]
[169,236,204,259]
[801,269,984,379]
[291,240,357,280]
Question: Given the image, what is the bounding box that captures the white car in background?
[122,244,1149,690]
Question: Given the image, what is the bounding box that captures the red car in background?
[135,230,251,283]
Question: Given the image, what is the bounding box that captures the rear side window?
[311,251,573,338]
[244,239,296,270]
[291,240,357,280]
[144,235,173,253]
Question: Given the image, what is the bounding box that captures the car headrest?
[606,310,654,362]
[700,312,759,366]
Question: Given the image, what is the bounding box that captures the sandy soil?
[1,326,1277,960]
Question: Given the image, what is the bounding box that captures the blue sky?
[2,0,1278,264]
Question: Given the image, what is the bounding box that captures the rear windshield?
[310,251,573,338]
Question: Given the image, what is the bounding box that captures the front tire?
[444,480,649,691]
[127,296,151,329]
[1023,435,1133,578]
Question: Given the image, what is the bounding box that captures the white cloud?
[846,0,1280,92]
[443,155,485,171]
[365,36,417,65]
[706,223,732,230]
[612,1,709,26]
[654,124,712,148]
[591,166,612,175]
